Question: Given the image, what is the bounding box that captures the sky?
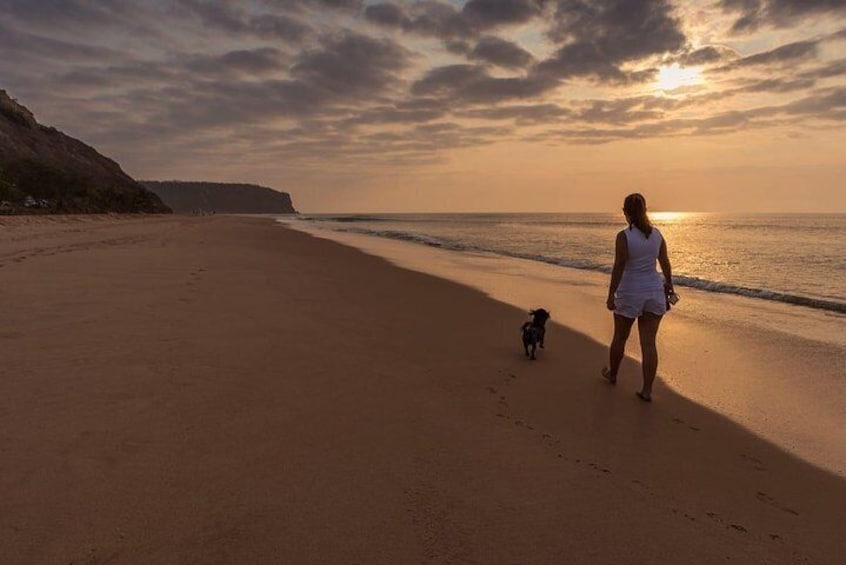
[1,0,845,213]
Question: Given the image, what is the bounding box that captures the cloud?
[674,45,740,66]
[365,0,544,39]
[411,64,559,103]
[536,0,687,82]
[718,39,819,70]
[364,1,469,39]
[1,0,844,177]
[719,0,846,33]
[462,0,545,27]
[171,1,314,41]
[468,36,535,68]
[457,103,571,124]
[291,31,410,97]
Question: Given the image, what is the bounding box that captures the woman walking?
[602,193,674,402]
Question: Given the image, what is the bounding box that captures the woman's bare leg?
[636,313,663,399]
[606,314,636,382]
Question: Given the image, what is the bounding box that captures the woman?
[602,193,673,402]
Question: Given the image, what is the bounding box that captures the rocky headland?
[142,181,297,214]
[0,89,170,214]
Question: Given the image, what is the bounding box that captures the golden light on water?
[655,64,703,91]
[651,211,692,222]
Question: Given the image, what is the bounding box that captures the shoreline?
[283,219,846,478]
[2,215,844,563]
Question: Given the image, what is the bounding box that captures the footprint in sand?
[487,386,497,395]
[672,417,701,432]
[706,511,723,524]
[755,491,799,516]
[741,454,767,472]
[707,512,747,534]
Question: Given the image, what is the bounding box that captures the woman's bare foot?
[636,391,652,403]
[601,367,617,385]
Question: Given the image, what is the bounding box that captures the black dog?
[521,308,551,360]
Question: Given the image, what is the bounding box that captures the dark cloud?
[457,103,571,124]
[0,21,124,63]
[736,77,817,93]
[186,48,287,76]
[411,64,558,103]
[799,58,846,80]
[536,0,687,82]
[469,36,535,68]
[365,0,543,39]
[674,45,739,66]
[0,0,141,29]
[2,0,844,173]
[172,1,313,42]
[536,86,846,144]
[719,0,846,33]
[291,31,409,97]
[363,3,412,28]
[717,40,819,70]
[462,0,545,27]
[365,1,468,39]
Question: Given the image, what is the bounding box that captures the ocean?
[292,212,846,315]
[281,212,846,476]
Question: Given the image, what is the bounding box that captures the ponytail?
[623,193,652,238]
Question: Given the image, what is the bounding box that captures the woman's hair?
[623,193,653,237]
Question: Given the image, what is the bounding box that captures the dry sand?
[1,215,844,564]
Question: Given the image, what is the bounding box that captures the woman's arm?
[607,231,627,310]
[658,237,673,290]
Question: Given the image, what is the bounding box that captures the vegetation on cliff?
[142,181,297,214]
[0,89,170,214]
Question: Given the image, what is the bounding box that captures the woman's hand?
[606,295,616,311]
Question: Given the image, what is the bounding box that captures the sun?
[654,64,703,91]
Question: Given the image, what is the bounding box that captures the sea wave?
[327,225,846,315]
[298,215,391,223]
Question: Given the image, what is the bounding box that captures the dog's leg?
[530,343,537,360]
[539,328,545,348]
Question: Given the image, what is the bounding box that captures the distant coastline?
[142,181,297,215]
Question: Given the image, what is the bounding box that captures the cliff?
[141,181,297,214]
[0,89,170,214]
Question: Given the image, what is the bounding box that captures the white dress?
[615,226,667,319]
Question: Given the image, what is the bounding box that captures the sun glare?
[655,64,703,91]
[650,211,692,222]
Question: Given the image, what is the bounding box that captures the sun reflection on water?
[651,211,694,222]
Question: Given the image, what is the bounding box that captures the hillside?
[0,89,170,214]
[141,181,297,214]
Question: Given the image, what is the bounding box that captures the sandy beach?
[2,214,844,564]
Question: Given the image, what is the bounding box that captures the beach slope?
[1,215,843,564]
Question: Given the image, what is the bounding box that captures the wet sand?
[1,215,844,564]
